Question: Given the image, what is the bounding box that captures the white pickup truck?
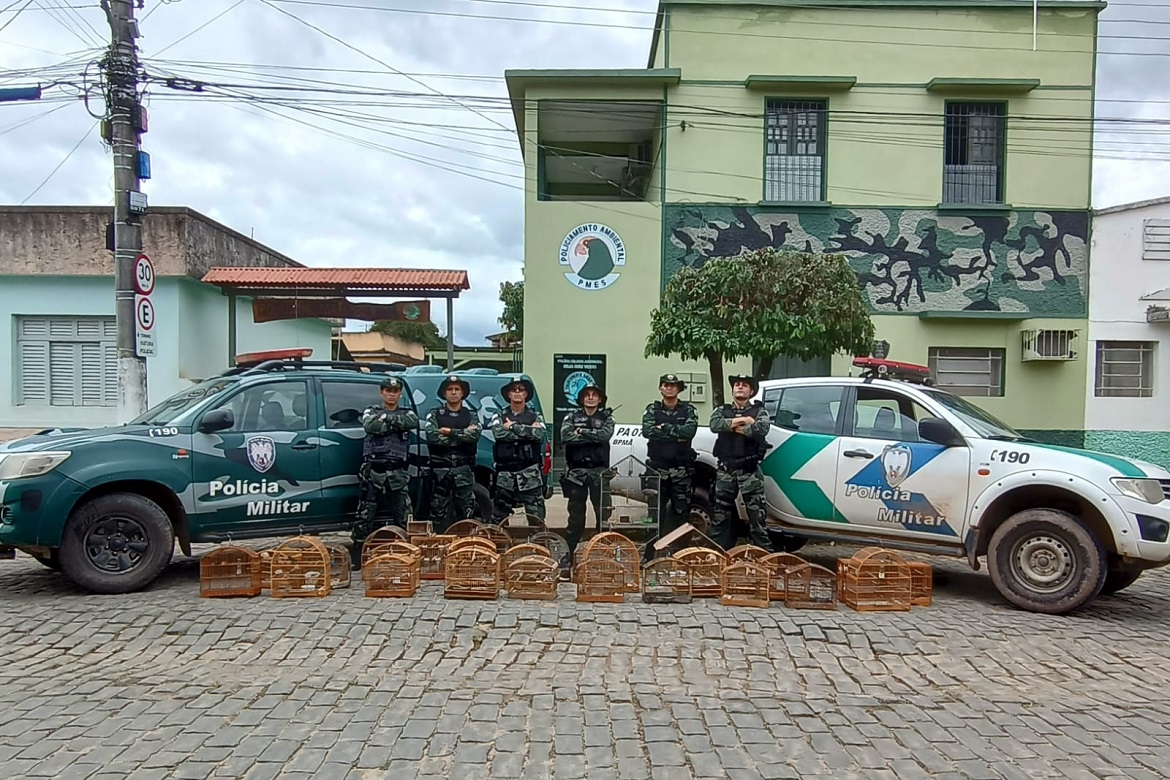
[609,370,1170,614]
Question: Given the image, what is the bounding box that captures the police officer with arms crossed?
[709,374,775,552]
[641,373,698,550]
[423,375,480,530]
[352,376,419,568]
[559,382,614,567]
[489,377,547,526]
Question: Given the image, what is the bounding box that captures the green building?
[506,0,1099,444]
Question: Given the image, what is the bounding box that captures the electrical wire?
[148,0,246,57]
[19,118,97,203]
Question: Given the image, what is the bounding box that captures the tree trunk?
[706,350,725,406]
[755,354,775,381]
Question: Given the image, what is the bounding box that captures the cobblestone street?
[2,543,1170,780]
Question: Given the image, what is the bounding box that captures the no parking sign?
[134,254,156,357]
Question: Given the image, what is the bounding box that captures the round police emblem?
[558,223,626,291]
[563,371,594,406]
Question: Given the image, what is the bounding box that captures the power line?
[148,0,246,57]
[19,118,96,203]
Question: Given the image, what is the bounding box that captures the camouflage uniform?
[352,378,418,567]
[560,384,614,558]
[641,374,698,544]
[490,378,547,525]
[423,376,480,530]
[709,374,774,552]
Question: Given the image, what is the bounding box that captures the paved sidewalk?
[1,545,1170,780]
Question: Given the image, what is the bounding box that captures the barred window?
[764,99,826,202]
[15,317,118,406]
[943,102,1005,205]
[1095,341,1154,397]
[928,347,1005,397]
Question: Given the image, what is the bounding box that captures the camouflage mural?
[663,206,1089,316]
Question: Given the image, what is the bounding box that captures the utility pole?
[102,0,148,421]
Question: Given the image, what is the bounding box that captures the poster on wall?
[552,354,607,456]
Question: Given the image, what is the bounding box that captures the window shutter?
[49,320,75,338]
[18,342,49,405]
[103,343,118,406]
[80,342,105,406]
[49,343,79,406]
[19,319,49,338]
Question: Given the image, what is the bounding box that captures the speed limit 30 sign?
[134,253,157,357]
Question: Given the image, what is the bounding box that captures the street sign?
[128,190,148,215]
[135,294,156,357]
[133,253,154,295]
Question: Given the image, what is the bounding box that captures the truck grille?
[1159,480,1170,501]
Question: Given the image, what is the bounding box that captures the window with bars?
[1095,341,1155,398]
[15,317,118,407]
[928,347,1005,397]
[943,102,1005,205]
[764,99,826,202]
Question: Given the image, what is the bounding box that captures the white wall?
[0,275,331,429]
[1086,202,1170,432]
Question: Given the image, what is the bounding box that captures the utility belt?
[364,457,407,474]
[430,453,475,469]
[718,456,761,475]
[497,461,540,474]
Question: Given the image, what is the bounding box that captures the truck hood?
[0,426,142,453]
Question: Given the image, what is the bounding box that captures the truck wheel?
[59,493,175,594]
[1100,562,1144,596]
[472,482,493,521]
[987,509,1106,615]
[689,488,713,537]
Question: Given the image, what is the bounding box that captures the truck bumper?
[0,473,86,548]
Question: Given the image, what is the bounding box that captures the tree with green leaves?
[370,319,447,350]
[645,249,875,405]
[498,280,523,343]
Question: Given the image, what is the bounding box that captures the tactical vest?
[564,409,611,469]
[362,407,411,469]
[493,407,542,472]
[429,405,477,467]
[645,401,696,469]
[712,402,765,468]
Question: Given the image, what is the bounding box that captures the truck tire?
[987,508,1107,615]
[689,487,713,537]
[1100,563,1144,596]
[59,493,175,594]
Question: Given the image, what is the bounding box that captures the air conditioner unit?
[1021,328,1079,361]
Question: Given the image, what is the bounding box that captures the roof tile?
[200,267,470,292]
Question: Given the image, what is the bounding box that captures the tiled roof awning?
[200,267,470,298]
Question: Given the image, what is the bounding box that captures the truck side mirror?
[198,409,235,434]
[919,417,963,447]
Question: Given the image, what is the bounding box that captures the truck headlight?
[1111,477,1165,505]
[0,452,71,480]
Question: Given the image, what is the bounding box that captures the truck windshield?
[922,389,1028,441]
[130,378,238,426]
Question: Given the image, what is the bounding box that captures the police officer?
[423,375,480,530]
[709,374,774,552]
[353,377,419,567]
[559,382,614,566]
[489,377,547,525]
[641,373,698,549]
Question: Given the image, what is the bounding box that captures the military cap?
[577,382,607,407]
[658,373,687,390]
[727,373,760,396]
[500,377,536,402]
[437,374,470,399]
[380,376,404,391]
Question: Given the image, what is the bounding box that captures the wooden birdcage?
[360,526,409,570]
[501,543,553,573]
[760,552,807,601]
[448,536,497,557]
[364,553,419,598]
[580,532,641,592]
[727,545,771,565]
[444,547,500,600]
[673,547,726,598]
[269,536,331,598]
[530,532,569,565]
[199,545,261,598]
[785,562,837,610]
[600,455,661,560]
[255,543,280,591]
[720,561,771,609]
[838,548,913,612]
[411,535,456,580]
[406,519,433,537]
[908,561,933,607]
[326,544,352,589]
[474,524,513,554]
[504,555,559,600]
[641,557,692,604]
[387,541,422,564]
[575,558,626,603]
[446,519,486,538]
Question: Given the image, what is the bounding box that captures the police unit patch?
[246,436,276,473]
[881,444,912,489]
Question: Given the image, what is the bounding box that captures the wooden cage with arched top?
[501,543,553,573]
[641,557,692,604]
[908,561,933,607]
[726,545,771,565]
[785,562,837,610]
[364,553,420,598]
[474,524,513,554]
[269,536,332,598]
[200,545,262,598]
[360,526,409,570]
[411,535,457,580]
[444,547,500,600]
[580,532,641,592]
[760,552,807,601]
[325,544,352,590]
[720,561,771,609]
[673,547,727,598]
[530,532,569,566]
[838,548,913,612]
[447,537,498,557]
[446,519,486,538]
[504,555,559,600]
[575,558,626,603]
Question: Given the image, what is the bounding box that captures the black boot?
[350,543,363,571]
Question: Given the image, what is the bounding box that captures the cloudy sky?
[1,0,1167,345]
